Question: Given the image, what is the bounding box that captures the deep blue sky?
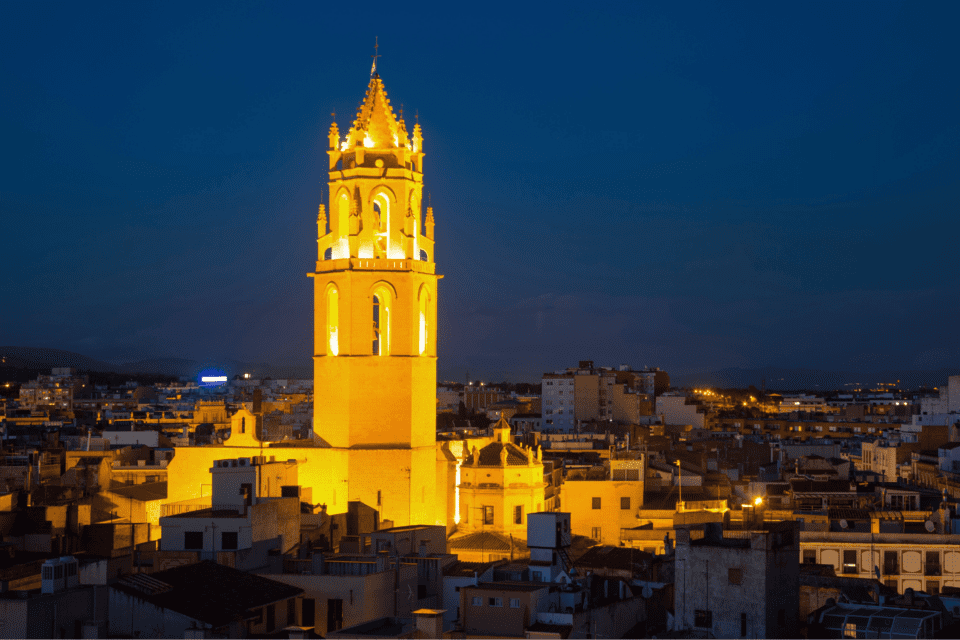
[3,1,958,381]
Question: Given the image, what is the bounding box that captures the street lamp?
[675,460,683,514]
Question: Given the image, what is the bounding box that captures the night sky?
[3,1,958,382]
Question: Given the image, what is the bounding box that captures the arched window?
[372,192,392,257]
[372,286,391,355]
[326,287,339,356]
[418,287,430,355]
[337,193,349,237]
[324,247,333,261]
[419,249,428,262]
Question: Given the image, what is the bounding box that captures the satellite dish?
[925,520,936,533]
[839,519,848,529]
[642,585,653,599]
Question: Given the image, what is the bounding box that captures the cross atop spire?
[370,36,380,77]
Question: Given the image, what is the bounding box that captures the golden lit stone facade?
[310,70,440,527]
[456,417,546,537]
[166,68,450,530]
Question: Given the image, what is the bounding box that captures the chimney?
[413,610,444,639]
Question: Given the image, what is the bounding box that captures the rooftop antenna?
[371,37,380,76]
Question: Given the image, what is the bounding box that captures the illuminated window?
[483,506,494,525]
[327,287,339,356]
[372,286,391,355]
[418,287,430,355]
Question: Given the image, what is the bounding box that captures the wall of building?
[656,396,705,429]
[676,525,798,639]
[0,586,107,640]
[458,459,546,536]
[800,531,960,594]
[949,376,960,413]
[108,589,204,638]
[542,376,575,431]
[561,480,645,546]
[266,569,398,636]
[461,585,544,636]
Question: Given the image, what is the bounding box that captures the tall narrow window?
[327,287,339,356]
[372,286,391,355]
[373,193,392,257]
[338,193,349,237]
[373,294,382,355]
[418,288,429,355]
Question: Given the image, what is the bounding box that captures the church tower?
[310,66,439,527]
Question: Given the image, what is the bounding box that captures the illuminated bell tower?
[311,68,439,526]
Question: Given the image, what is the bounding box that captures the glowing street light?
[754,496,763,506]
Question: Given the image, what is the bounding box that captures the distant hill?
[673,367,956,392]
[0,347,313,381]
[0,346,120,373]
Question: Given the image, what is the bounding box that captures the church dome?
[464,441,530,466]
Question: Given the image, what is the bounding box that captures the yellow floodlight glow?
[363,134,374,148]
[754,497,763,506]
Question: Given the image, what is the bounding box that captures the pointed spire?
[328,113,340,151]
[412,116,423,153]
[345,73,402,149]
[371,37,380,77]
[425,200,435,241]
[397,103,410,148]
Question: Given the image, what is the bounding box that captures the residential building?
[675,522,800,638]
[541,362,664,432]
[561,454,645,546]
[108,561,302,638]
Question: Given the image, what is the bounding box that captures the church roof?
[448,531,528,554]
[464,441,529,466]
[344,74,409,150]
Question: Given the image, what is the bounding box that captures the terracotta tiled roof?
[448,531,527,553]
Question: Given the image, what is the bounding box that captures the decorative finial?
[415,109,419,125]
[370,37,380,77]
[428,192,432,207]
